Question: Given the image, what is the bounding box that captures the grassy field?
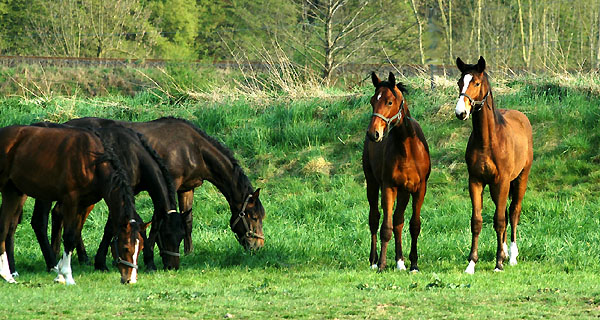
[1,74,600,319]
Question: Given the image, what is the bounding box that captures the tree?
[150,0,199,59]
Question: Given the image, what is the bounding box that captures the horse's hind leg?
[50,203,63,259]
[55,202,81,285]
[179,190,195,254]
[366,176,380,269]
[94,215,113,271]
[409,184,427,272]
[31,200,57,271]
[392,191,410,271]
[73,205,94,265]
[0,188,26,283]
[508,167,531,266]
[490,181,510,272]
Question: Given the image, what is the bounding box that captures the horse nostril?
[374,131,380,140]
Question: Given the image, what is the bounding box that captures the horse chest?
[389,162,420,193]
[468,155,498,181]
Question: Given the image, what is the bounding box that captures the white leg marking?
[0,252,16,283]
[465,260,476,274]
[11,271,19,278]
[396,259,406,271]
[54,251,75,285]
[455,74,473,119]
[509,242,519,266]
[128,240,140,284]
[503,242,509,259]
[493,267,503,272]
[370,264,378,270]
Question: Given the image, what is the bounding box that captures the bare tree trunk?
[437,0,451,62]
[527,0,533,68]
[410,0,425,64]
[449,0,453,60]
[477,0,482,55]
[543,6,548,67]
[517,0,528,66]
[324,0,334,83]
[597,0,600,68]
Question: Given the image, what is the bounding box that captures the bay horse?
[363,72,431,272]
[0,125,145,284]
[454,56,533,273]
[25,122,185,272]
[42,117,265,266]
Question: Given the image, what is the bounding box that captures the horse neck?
[470,94,500,150]
[202,148,252,214]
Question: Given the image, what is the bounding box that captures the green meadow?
[0,74,599,319]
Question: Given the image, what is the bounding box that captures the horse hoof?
[11,271,19,278]
[409,267,419,273]
[493,268,503,272]
[54,274,66,284]
[396,260,407,271]
[370,264,378,270]
[509,259,518,266]
[94,264,109,272]
[465,260,476,274]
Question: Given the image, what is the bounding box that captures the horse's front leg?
[409,184,427,272]
[366,177,380,269]
[55,201,80,285]
[0,188,26,284]
[465,178,484,274]
[490,181,510,271]
[378,186,397,272]
[392,191,410,271]
[178,190,195,255]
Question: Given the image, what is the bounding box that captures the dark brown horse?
[28,123,185,272]
[454,56,533,273]
[40,117,265,267]
[0,125,145,284]
[363,72,431,272]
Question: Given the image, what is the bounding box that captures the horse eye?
[387,101,393,106]
[474,83,480,87]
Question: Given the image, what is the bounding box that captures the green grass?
[1,75,600,319]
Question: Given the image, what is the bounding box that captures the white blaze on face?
[377,93,382,101]
[455,74,473,118]
[129,239,140,284]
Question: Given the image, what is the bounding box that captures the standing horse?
[41,117,265,267]
[27,123,185,272]
[363,72,431,272]
[454,56,533,273]
[0,125,145,284]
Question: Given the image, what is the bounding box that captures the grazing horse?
[363,72,431,272]
[0,125,145,284]
[45,117,265,261]
[454,56,533,273]
[27,123,185,272]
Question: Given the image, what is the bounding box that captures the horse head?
[230,188,265,250]
[112,218,149,284]
[455,56,491,120]
[156,209,188,270]
[368,72,408,142]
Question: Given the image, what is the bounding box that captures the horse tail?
[135,131,177,209]
[93,130,136,221]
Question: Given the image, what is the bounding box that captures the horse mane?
[155,117,255,194]
[93,129,137,223]
[133,130,177,208]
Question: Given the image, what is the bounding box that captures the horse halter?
[111,235,138,270]
[156,209,181,258]
[231,194,265,241]
[371,99,405,138]
[459,90,490,112]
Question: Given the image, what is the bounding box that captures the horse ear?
[141,221,152,231]
[371,72,380,87]
[456,57,466,72]
[477,56,486,72]
[252,188,261,200]
[388,72,396,87]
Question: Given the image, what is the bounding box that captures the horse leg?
[31,200,57,271]
[508,167,531,266]
[365,176,380,269]
[0,188,26,283]
[392,191,409,271]
[143,217,158,271]
[178,190,195,254]
[409,184,427,272]
[50,203,63,260]
[490,181,510,272]
[94,215,113,271]
[75,205,94,265]
[6,197,24,276]
[378,186,397,272]
[55,202,80,285]
[465,179,484,274]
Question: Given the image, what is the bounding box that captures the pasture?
[1,74,600,319]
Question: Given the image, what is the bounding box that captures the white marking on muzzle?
[455,74,473,119]
[129,239,140,284]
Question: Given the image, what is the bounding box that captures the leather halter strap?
[371,99,405,138]
[231,194,265,240]
[156,209,181,258]
[459,90,490,112]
